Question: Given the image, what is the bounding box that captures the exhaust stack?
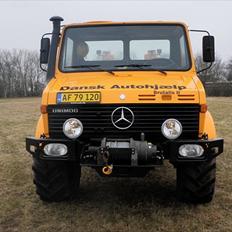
[47,16,64,80]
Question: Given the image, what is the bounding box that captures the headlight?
[63,118,83,139]
[161,118,182,140]
[44,143,68,156]
[179,144,204,158]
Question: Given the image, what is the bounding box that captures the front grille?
[47,104,200,141]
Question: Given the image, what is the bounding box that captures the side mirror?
[40,38,50,64]
[203,35,215,62]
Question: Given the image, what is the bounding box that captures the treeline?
[0,50,232,98]
[195,55,232,96]
[195,55,232,83]
[0,49,45,98]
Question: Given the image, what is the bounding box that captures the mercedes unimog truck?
[26,16,223,203]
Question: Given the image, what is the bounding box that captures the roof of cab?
[63,20,189,29]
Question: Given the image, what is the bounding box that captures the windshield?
[60,24,191,72]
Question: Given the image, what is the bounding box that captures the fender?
[35,115,49,138]
[202,111,216,139]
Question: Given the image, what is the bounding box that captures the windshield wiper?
[64,65,115,75]
[114,64,167,75]
[64,65,101,69]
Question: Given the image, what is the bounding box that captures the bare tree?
[0,49,45,98]
[225,58,232,81]
[195,55,227,83]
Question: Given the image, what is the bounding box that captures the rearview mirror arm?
[196,62,213,74]
[189,29,213,74]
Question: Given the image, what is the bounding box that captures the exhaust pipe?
[47,16,64,80]
[102,165,113,175]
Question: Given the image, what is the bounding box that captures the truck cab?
[26,16,223,203]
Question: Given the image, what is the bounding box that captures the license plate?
[57,92,101,103]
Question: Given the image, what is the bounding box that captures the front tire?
[32,157,81,202]
[176,158,216,203]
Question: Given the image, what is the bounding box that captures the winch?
[81,134,164,173]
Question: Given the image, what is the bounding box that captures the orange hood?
[46,71,203,104]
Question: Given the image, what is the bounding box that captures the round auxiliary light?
[63,118,83,139]
[161,118,182,140]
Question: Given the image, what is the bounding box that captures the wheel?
[32,157,81,202]
[176,158,216,203]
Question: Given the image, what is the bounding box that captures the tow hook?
[102,164,113,175]
[101,148,113,175]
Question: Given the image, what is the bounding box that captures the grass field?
[0,97,231,232]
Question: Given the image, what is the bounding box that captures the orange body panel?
[35,21,216,139]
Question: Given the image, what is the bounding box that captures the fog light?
[44,143,68,156]
[179,144,204,158]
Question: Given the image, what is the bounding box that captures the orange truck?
[26,16,223,203]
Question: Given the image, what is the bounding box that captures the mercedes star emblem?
[111,107,134,130]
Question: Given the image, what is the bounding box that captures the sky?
[0,0,231,61]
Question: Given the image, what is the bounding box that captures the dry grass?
[0,97,231,232]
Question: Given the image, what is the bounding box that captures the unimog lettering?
[26,16,223,204]
[52,108,79,113]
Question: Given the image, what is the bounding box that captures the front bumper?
[26,136,223,164]
[166,138,223,163]
[26,136,82,161]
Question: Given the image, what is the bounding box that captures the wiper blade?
[114,64,167,75]
[115,64,151,68]
[64,65,101,68]
[146,66,167,75]
[64,65,115,75]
